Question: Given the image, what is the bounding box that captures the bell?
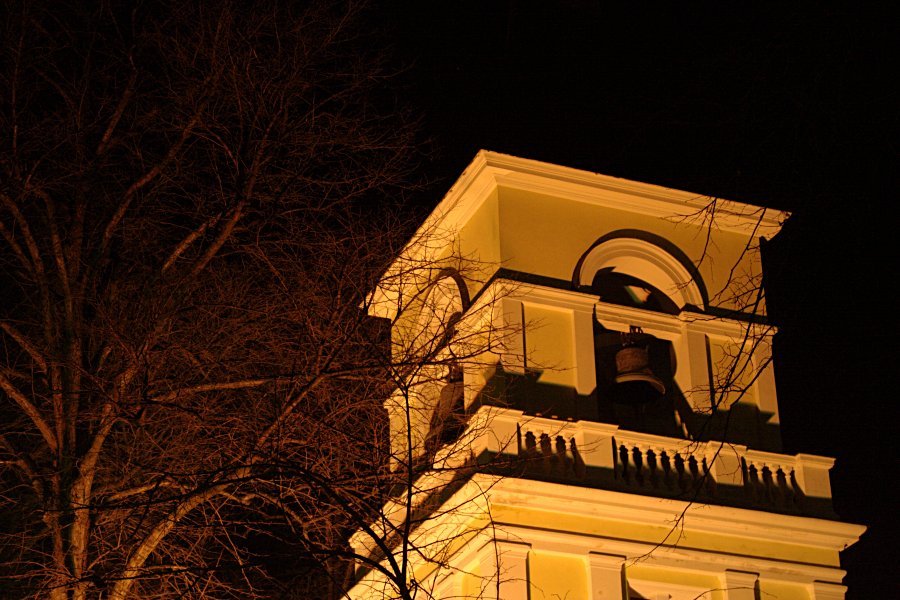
[614,326,665,401]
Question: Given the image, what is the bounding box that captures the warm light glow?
[348,152,862,600]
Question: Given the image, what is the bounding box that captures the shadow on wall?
[478,347,779,454]
[470,366,832,519]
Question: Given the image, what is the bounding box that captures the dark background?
[383,2,896,597]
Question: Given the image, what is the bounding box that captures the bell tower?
[350,152,864,600]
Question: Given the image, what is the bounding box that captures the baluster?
[789,469,804,510]
[688,455,700,489]
[618,444,631,484]
[632,447,645,486]
[540,433,553,475]
[776,467,791,508]
[741,457,754,501]
[524,431,538,458]
[747,463,761,503]
[646,449,659,489]
[555,436,569,477]
[674,453,686,491]
[660,451,673,490]
[761,465,774,504]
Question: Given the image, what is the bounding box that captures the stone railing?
[467,407,835,511]
[351,407,838,571]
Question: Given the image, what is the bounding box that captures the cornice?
[368,151,788,318]
[487,476,865,552]
[401,151,788,267]
[488,525,849,585]
[476,151,787,236]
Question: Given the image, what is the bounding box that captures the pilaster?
[588,552,626,600]
[723,570,758,600]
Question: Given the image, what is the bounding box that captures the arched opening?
[572,233,707,312]
[573,234,700,437]
[406,271,467,360]
[393,271,472,465]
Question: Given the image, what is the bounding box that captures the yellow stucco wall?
[523,302,577,387]
[529,550,590,599]
[393,180,767,362]
[627,565,725,600]
[708,335,760,409]
[458,187,501,296]
[481,186,764,313]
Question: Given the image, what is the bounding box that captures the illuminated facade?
[351,152,863,599]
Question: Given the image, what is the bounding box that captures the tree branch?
[96,71,138,157]
[0,321,48,373]
[101,113,201,254]
[147,378,281,405]
[0,371,57,453]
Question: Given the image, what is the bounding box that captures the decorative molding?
[457,151,786,238]
[809,580,847,600]
[368,150,787,320]
[494,522,847,586]
[486,476,864,552]
[575,237,705,309]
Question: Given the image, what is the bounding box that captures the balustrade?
[473,407,834,513]
[516,426,586,479]
[612,440,716,497]
[740,454,801,510]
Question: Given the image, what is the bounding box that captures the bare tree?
[0,2,804,598]
[0,1,476,598]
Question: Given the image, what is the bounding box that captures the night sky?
[384,3,897,597]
